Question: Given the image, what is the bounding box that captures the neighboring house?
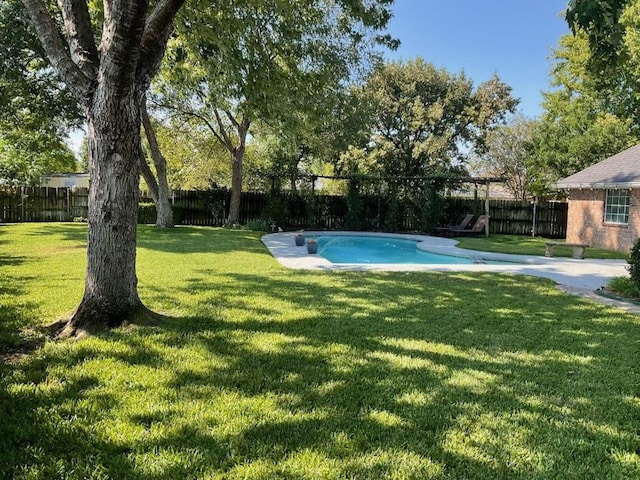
[555,144,640,253]
[41,173,89,189]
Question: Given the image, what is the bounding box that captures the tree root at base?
[54,301,163,339]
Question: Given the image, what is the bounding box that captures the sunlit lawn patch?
[1,224,638,479]
[456,234,628,259]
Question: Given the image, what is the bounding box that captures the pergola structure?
[267,173,506,237]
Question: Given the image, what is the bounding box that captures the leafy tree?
[0,0,82,184]
[565,1,640,123]
[470,115,538,201]
[21,0,186,336]
[533,32,637,182]
[341,58,518,186]
[150,114,265,191]
[252,99,360,194]
[338,58,517,229]
[620,2,640,79]
[154,0,395,225]
[566,0,629,70]
[0,130,76,186]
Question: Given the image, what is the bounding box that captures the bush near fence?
[1,187,568,238]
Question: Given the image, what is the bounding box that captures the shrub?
[606,276,640,300]
[138,203,156,224]
[383,194,399,232]
[344,180,363,230]
[244,219,270,232]
[627,238,640,290]
[262,194,287,227]
[171,204,186,225]
[138,203,186,225]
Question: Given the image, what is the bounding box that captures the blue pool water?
[315,235,475,264]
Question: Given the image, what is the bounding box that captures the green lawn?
[1,224,639,479]
[455,234,629,259]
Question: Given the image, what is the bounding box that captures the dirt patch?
[1,331,47,364]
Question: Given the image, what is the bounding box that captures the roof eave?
[554,182,640,189]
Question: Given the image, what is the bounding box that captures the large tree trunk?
[22,0,186,338]
[225,119,249,226]
[139,153,160,202]
[58,88,152,338]
[226,146,244,225]
[141,99,173,228]
[154,157,173,227]
[139,156,174,227]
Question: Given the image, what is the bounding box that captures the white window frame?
[604,188,630,225]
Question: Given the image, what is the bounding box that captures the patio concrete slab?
[262,231,630,298]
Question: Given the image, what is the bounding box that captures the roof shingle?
[554,143,640,189]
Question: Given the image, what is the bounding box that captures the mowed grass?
[456,234,629,259]
[1,223,639,479]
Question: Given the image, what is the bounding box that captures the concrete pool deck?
[262,232,633,308]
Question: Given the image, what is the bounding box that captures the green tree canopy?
[0,131,77,186]
[470,115,538,201]
[533,32,637,181]
[152,0,395,223]
[340,58,518,183]
[566,0,629,71]
[0,0,82,185]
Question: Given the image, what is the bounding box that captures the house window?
[604,189,630,224]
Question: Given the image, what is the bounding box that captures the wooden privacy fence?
[444,197,568,238]
[1,187,568,238]
[0,186,88,222]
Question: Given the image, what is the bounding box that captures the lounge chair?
[447,215,487,237]
[432,214,475,236]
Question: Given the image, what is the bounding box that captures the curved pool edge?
[261,231,628,291]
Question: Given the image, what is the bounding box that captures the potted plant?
[295,232,305,246]
[306,237,318,254]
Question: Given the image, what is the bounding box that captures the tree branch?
[99,0,148,94]
[139,154,159,202]
[141,0,186,52]
[159,100,229,148]
[136,22,174,97]
[136,0,186,96]
[224,109,240,129]
[214,109,234,149]
[21,0,94,105]
[140,98,161,202]
[56,0,98,79]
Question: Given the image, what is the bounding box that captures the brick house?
[555,144,640,253]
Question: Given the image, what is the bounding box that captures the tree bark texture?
[227,146,245,225]
[139,154,160,203]
[22,0,185,337]
[141,100,174,227]
[226,118,249,225]
[59,87,147,337]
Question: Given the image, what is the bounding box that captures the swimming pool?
[315,235,477,264]
[262,232,629,290]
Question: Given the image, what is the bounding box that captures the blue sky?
[383,0,570,117]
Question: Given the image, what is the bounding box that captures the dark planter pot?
[306,240,318,254]
[295,234,305,246]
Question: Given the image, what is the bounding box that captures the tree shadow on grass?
[0,265,47,361]
[0,224,28,267]
[1,270,639,479]
[0,226,40,358]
